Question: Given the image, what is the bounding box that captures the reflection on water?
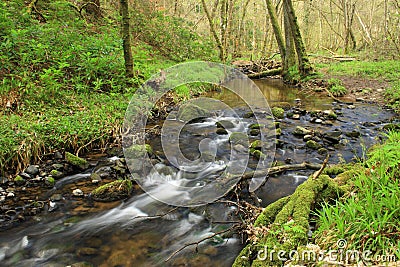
[210,78,333,110]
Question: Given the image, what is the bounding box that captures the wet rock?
[216,120,235,129]
[271,102,291,110]
[318,148,328,155]
[249,129,260,136]
[19,172,31,179]
[293,126,312,136]
[249,123,264,130]
[54,151,63,159]
[50,194,63,201]
[216,128,228,135]
[323,110,337,120]
[243,111,254,118]
[306,140,322,150]
[271,107,284,119]
[250,149,266,160]
[6,192,15,198]
[77,247,97,256]
[250,140,263,150]
[233,144,247,153]
[48,201,58,212]
[52,163,64,171]
[95,166,112,178]
[303,135,313,142]
[348,105,356,109]
[315,119,323,124]
[65,152,89,170]
[0,177,8,184]
[90,173,102,184]
[124,144,152,159]
[91,180,132,202]
[50,170,64,179]
[229,132,249,146]
[25,165,39,176]
[0,195,5,202]
[345,130,361,138]
[324,130,342,144]
[177,103,211,122]
[45,177,55,187]
[72,188,84,197]
[14,175,26,186]
[292,114,300,120]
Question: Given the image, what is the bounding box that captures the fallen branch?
[165,225,237,262]
[312,155,329,180]
[247,68,282,79]
[238,161,322,181]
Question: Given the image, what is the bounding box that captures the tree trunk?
[265,0,286,72]
[283,0,313,76]
[120,0,134,78]
[283,2,296,75]
[201,0,225,61]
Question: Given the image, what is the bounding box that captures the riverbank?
[233,130,400,266]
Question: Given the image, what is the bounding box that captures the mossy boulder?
[293,126,312,136]
[216,120,235,129]
[65,152,89,170]
[177,103,211,122]
[250,148,266,160]
[45,177,55,187]
[14,175,26,186]
[50,169,64,179]
[306,140,322,150]
[229,132,249,146]
[249,123,264,130]
[124,144,152,159]
[323,109,337,120]
[91,180,133,202]
[271,102,292,110]
[271,107,284,119]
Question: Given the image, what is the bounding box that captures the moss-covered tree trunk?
[283,0,313,76]
[120,0,134,78]
[283,2,296,78]
[265,0,286,73]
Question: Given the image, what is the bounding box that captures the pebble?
[348,105,356,109]
[292,114,300,120]
[19,172,31,179]
[0,196,5,202]
[25,165,39,176]
[7,192,15,198]
[72,189,84,197]
[315,119,323,124]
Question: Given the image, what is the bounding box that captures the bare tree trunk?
[120,0,134,78]
[283,1,296,75]
[201,0,224,61]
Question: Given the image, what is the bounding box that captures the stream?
[0,79,397,267]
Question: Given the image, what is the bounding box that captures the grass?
[316,60,400,111]
[314,131,400,263]
[0,0,215,175]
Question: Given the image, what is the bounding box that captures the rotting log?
[247,68,282,79]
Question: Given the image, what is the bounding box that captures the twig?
[76,133,106,156]
[312,155,329,180]
[165,225,237,262]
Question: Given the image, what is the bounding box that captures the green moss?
[271,107,284,119]
[323,165,345,176]
[306,140,322,150]
[254,196,290,227]
[250,140,263,150]
[229,132,249,146]
[14,175,25,185]
[91,179,133,202]
[65,152,88,169]
[250,148,266,160]
[249,124,264,130]
[125,144,152,159]
[270,102,291,110]
[50,169,64,179]
[232,244,252,267]
[46,177,55,186]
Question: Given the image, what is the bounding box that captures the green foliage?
[271,107,285,119]
[385,81,400,112]
[327,78,348,96]
[131,9,217,61]
[314,131,400,260]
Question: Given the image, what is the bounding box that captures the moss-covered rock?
[14,175,25,186]
[177,103,211,122]
[50,169,64,179]
[306,140,322,150]
[271,107,284,119]
[216,120,235,129]
[293,126,312,136]
[65,152,89,170]
[249,123,264,130]
[271,102,292,110]
[229,132,249,146]
[45,177,55,187]
[124,144,152,159]
[250,148,266,160]
[91,180,133,202]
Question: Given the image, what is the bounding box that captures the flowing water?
[0,79,397,266]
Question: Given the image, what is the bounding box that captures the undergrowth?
[0,0,215,175]
[314,131,400,263]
